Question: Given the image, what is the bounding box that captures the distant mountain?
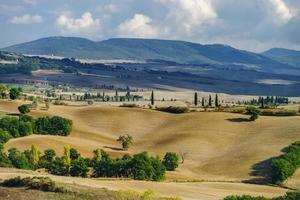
[262,48,300,68]
[2,36,294,73]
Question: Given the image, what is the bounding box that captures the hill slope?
[262,48,300,68]
[2,101,300,184]
[2,37,291,72]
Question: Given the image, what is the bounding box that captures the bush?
[273,191,300,200]
[223,195,266,200]
[156,106,189,114]
[120,103,139,108]
[9,88,21,100]
[8,148,31,169]
[70,157,89,177]
[0,129,12,144]
[163,152,179,171]
[18,104,30,114]
[271,141,300,183]
[261,110,298,116]
[47,157,68,176]
[34,116,73,136]
[1,176,66,193]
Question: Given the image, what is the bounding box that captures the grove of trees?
[271,141,300,183]
[0,145,178,181]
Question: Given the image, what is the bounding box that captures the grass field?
[1,100,300,199]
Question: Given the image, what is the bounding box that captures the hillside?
[2,37,291,73]
[262,48,300,68]
[2,100,300,184]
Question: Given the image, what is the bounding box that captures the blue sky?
[0,0,300,52]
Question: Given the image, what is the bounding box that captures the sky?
[0,0,300,52]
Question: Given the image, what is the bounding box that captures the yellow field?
[1,100,300,199]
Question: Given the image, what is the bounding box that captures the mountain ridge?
[2,36,298,74]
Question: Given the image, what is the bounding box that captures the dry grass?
[1,100,300,199]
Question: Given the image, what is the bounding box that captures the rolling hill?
[0,100,298,199]
[2,37,293,73]
[262,48,300,68]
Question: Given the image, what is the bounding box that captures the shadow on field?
[243,157,276,184]
[7,113,20,116]
[103,146,124,151]
[226,118,251,123]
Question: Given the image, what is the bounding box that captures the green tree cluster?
[271,141,300,183]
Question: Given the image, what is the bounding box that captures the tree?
[63,145,71,173]
[162,152,179,171]
[0,129,12,144]
[150,91,154,106]
[30,145,39,166]
[117,135,134,150]
[8,148,30,169]
[260,97,265,108]
[246,106,261,121]
[201,97,205,107]
[43,149,56,162]
[215,94,219,107]
[194,92,198,106]
[130,152,155,180]
[208,95,212,107]
[0,84,8,99]
[18,104,30,114]
[70,157,89,177]
[9,88,21,100]
[70,148,80,160]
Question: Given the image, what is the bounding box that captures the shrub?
[162,152,179,171]
[156,106,189,114]
[1,176,66,193]
[9,88,21,100]
[34,116,73,136]
[18,104,30,114]
[271,141,300,183]
[223,195,266,200]
[19,121,33,137]
[70,157,89,177]
[70,148,80,160]
[273,191,300,200]
[0,129,12,144]
[8,148,31,169]
[47,157,68,176]
[261,110,298,116]
[120,103,139,108]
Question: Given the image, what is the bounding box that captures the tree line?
[271,141,300,183]
[0,114,72,142]
[0,145,179,181]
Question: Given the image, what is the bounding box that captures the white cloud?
[269,0,294,24]
[156,0,217,36]
[9,14,43,24]
[56,12,101,35]
[118,14,159,38]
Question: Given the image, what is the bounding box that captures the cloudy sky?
[0,0,300,52]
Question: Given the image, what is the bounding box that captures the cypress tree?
[151,91,154,105]
[194,92,198,106]
[261,97,264,108]
[202,97,205,107]
[215,94,219,107]
[208,95,212,107]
